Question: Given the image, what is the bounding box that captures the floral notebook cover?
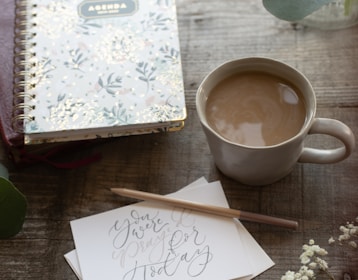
[13,0,186,144]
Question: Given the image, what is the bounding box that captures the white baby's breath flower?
[340,225,349,234]
[316,257,329,270]
[338,233,350,242]
[283,215,357,280]
[348,241,357,248]
[281,270,295,280]
[306,269,315,278]
[283,239,332,280]
[302,244,310,252]
[317,247,328,256]
[333,219,358,248]
[311,244,320,251]
[308,262,317,269]
[300,254,311,265]
[349,227,357,235]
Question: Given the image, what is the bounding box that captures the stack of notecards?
[65,178,274,279]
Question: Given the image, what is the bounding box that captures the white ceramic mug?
[196,57,355,185]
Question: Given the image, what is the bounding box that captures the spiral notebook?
[12,0,186,145]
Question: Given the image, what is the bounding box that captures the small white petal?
[348,241,357,248]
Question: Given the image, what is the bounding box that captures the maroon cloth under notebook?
[0,0,23,148]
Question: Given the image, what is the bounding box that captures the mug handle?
[298,118,355,164]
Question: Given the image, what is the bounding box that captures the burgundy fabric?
[0,0,23,147]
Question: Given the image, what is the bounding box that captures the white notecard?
[66,178,274,280]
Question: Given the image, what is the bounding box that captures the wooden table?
[1,0,357,279]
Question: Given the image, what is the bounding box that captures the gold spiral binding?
[13,103,36,112]
[12,0,38,133]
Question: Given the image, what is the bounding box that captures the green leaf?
[344,0,358,15]
[0,164,9,179]
[263,0,334,21]
[0,176,27,239]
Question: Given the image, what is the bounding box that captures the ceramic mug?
[196,57,355,185]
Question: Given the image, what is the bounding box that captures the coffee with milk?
[205,71,306,147]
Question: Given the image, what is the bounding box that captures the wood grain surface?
[1,0,357,279]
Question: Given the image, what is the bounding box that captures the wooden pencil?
[110,187,298,230]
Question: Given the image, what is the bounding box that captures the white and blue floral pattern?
[20,0,186,144]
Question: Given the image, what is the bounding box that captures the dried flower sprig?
[281,216,358,280]
[328,216,358,249]
[281,239,334,280]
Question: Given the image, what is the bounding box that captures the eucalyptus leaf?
[0,177,27,238]
[263,0,334,21]
[344,0,358,15]
[0,164,9,179]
